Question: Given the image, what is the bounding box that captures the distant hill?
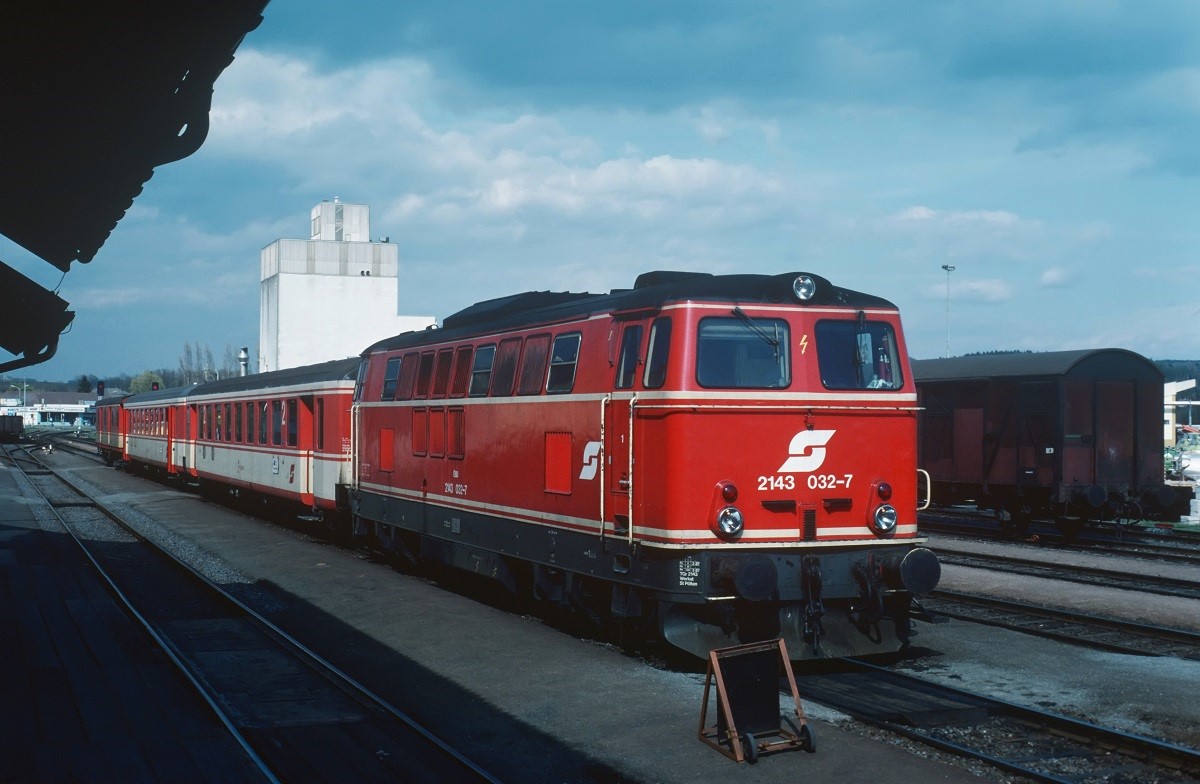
[1157,360,1200,399]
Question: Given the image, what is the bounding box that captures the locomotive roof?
[912,348,1162,383]
[364,270,897,354]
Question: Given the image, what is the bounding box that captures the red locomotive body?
[352,271,939,659]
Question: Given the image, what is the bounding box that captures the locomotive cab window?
[643,317,672,389]
[615,325,643,389]
[696,315,790,389]
[815,317,902,390]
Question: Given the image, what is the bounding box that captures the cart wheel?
[742,733,758,764]
[782,716,816,753]
[800,723,816,753]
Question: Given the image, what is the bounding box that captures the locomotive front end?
[646,273,940,659]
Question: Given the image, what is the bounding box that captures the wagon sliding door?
[1095,381,1135,489]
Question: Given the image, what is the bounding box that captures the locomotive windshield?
[815,316,903,390]
[696,315,790,388]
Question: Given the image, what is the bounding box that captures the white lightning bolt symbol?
[800,334,809,354]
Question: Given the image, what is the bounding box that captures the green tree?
[75,374,93,393]
[129,371,165,394]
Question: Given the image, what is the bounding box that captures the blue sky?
[5,0,1199,381]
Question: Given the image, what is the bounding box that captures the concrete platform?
[0,462,263,783]
[39,457,992,784]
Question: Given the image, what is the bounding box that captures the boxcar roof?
[364,270,898,355]
[912,348,1162,383]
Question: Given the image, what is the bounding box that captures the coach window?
[643,318,672,389]
[380,356,402,400]
[615,325,643,389]
[697,316,790,388]
[415,352,436,399]
[215,405,224,440]
[316,399,326,451]
[224,404,233,441]
[449,346,473,398]
[468,345,496,397]
[286,399,298,447]
[517,334,551,395]
[235,404,243,443]
[490,338,522,397]
[432,349,454,398]
[272,400,283,445]
[259,402,269,444]
[395,352,419,400]
[814,317,902,391]
[245,403,253,444]
[199,406,207,440]
[547,333,582,393]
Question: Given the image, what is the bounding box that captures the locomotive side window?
[449,347,473,398]
[490,338,522,397]
[517,334,551,395]
[415,352,437,399]
[643,317,672,389]
[395,351,420,400]
[432,349,454,398]
[815,318,902,390]
[547,333,582,393]
[615,325,643,389]
[696,316,790,388]
[380,356,402,400]
[469,345,496,397]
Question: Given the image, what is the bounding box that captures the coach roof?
[363,270,898,355]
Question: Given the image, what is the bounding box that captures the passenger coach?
[352,271,939,660]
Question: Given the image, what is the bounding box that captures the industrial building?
[258,199,434,372]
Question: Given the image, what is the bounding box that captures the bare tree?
[179,342,197,384]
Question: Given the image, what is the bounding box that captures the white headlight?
[872,504,898,535]
[716,506,744,538]
[792,275,817,301]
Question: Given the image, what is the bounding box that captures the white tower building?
[258,199,435,372]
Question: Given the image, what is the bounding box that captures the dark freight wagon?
[0,414,22,443]
[913,349,1178,533]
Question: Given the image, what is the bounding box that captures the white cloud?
[1040,266,1069,286]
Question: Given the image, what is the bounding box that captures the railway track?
[3,443,505,784]
[921,512,1200,564]
[918,590,1200,660]
[934,548,1200,601]
[801,659,1200,784]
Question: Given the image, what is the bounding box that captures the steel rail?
[13,441,506,784]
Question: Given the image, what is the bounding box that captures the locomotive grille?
[802,508,817,541]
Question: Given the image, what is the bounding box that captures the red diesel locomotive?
[97,271,939,660]
[352,271,939,659]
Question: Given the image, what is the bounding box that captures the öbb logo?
[778,430,835,473]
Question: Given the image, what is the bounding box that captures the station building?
[258,199,434,372]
